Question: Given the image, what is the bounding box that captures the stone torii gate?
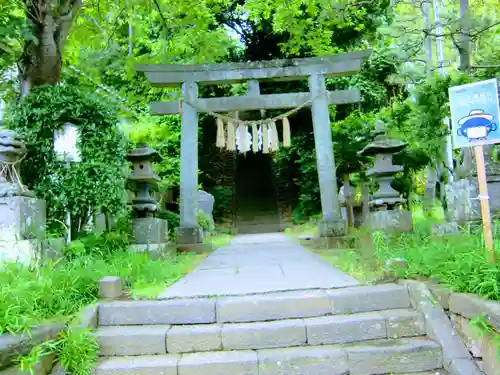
[137,50,371,248]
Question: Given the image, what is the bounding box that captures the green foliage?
[373,229,500,300]
[209,186,232,221]
[272,133,320,223]
[469,315,500,359]
[197,210,212,232]
[127,115,181,191]
[332,110,375,177]
[56,327,99,375]
[157,209,180,233]
[7,84,128,237]
[245,0,390,56]
[0,232,206,335]
[403,73,473,161]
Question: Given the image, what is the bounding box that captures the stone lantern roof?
[126,144,162,163]
[358,120,407,157]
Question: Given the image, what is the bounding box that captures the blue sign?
[449,79,500,149]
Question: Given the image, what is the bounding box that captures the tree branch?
[151,0,168,29]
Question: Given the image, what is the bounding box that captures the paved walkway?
[159,233,358,299]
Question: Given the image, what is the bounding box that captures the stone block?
[346,338,443,375]
[451,314,483,358]
[449,293,500,331]
[365,209,413,233]
[131,217,168,245]
[96,325,169,356]
[178,350,258,375]
[327,284,410,314]
[432,222,461,236]
[176,243,212,254]
[221,319,306,350]
[176,226,203,245]
[407,283,472,368]
[40,238,65,261]
[446,179,480,223]
[0,239,40,265]
[482,334,500,375]
[75,304,98,331]
[447,358,484,375]
[258,346,349,375]
[318,218,346,237]
[166,324,221,353]
[380,309,426,339]
[129,243,174,256]
[216,290,331,323]
[0,352,56,375]
[99,276,123,299]
[49,362,66,375]
[95,354,179,375]
[305,313,386,345]
[0,323,64,371]
[428,284,452,310]
[98,299,216,326]
[0,197,46,241]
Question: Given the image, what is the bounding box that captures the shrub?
[7,84,129,238]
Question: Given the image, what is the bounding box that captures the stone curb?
[0,323,65,371]
[427,283,500,332]
[399,280,483,375]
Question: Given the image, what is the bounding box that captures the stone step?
[236,225,282,234]
[96,309,425,356]
[98,284,411,326]
[95,337,443,375]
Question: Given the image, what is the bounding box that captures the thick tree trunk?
[18,0,82,97]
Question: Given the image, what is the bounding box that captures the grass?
[284,221,317,240]
[294,214,500,301]
[205,232,233,248]
[0,252,205,335]
[0,231,207,374]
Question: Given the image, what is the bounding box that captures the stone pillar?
[177,81,204,247]
[308,74,345,237]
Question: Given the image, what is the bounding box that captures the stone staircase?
[94,284,449,375]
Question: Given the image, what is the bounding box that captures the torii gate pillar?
[309,74,345,237]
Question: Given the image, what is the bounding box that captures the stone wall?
[428,284,500,375]
[0,305,97,375]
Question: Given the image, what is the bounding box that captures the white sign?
[53,123,81,163]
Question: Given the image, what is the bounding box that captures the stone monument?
[126,144,168,252]
[0,128,47,263]
[358,120,412,233]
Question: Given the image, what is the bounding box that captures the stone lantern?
[358,120,412,232]
[0,128,46,263]
[0,129,33,197]
[126,144,168,250]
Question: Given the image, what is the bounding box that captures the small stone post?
[308,74,345,238]
[358,120,412,233]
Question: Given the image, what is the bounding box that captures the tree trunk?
[19,0,82,97]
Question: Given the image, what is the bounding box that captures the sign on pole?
[449,78,499,261]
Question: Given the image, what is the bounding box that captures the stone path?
[160,233,358,299]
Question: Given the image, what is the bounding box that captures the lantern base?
[131,217,168,245]
[0,196,46,241]
[317,217,346,238]
[365,209,413,233]
[175,226,204,245]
